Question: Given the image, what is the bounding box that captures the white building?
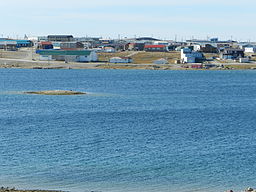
[193,44,201,51]
[154,58,169,64]
[103,47,116,53]
[109,57,133,63]
[181,48,204,63]
[239,57,250,63]
[244,47,256,53]
[76,51,98,62]
[37,50,98,62]
[28,36,38,41]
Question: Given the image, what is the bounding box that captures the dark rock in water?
[24,90,86,95]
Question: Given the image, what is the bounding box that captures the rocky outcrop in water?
[24,90,86,95]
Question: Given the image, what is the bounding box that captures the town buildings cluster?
[0,35,256,64]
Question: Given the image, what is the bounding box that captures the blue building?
[0,39,33,48]
[15,40,33,48]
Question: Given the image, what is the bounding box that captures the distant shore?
[0,58,256,70]
[1,187,256,192]
[1,49,256,70]
[0,188,62,192]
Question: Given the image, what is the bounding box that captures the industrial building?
[60,42,84,50]
[0,41,17,51]
[144,45,168,52]
[36,50,98,62]
[0,39,33,49]
[16,40,33,48]
[47,35,74,42]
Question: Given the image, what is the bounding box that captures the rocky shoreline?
[1,58,256,70]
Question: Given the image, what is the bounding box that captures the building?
[200,44,219,53]
[36,50,98,62]
[153,58,169,64]
[16,40,33,48]
[126,43,145,51]
[52,42,61,49]
[244,47,256,53]
[153,41,169,46]
[38,42,53,49]
[187,38,237,52]
[239,57,250,63]
[60,42,84,50]
[0,41,17,51]
[220,48,244,59]
[181,48,204,63]
[191,64,203,69]
[0,39,33,49]
[109,57,133,63]
[144,45,168,52]
[38,36,48,41]
[47,35,74,42]
[193,44,218,53]
[102,47,116,53]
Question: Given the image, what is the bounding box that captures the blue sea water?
[0,69,256,192]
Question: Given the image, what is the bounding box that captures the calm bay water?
[0,69,256,192]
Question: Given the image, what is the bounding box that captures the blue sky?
[1,0,256,41]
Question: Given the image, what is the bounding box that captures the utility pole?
[31,44,33,60]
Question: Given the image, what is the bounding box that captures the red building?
[38,42,53,49]
[144,45,168,52]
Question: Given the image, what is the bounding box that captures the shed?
[154,58,169,64]
[109,57,133,63]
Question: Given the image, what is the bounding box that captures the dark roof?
[224,48,243,51]
[36,49,92,56]
[136,37,160,41]
[47,35,73,38]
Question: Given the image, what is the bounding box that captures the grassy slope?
[98,51,181,64]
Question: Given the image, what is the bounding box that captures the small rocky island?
[25,90,86,95]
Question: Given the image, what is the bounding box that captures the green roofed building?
[36,49,98,62]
